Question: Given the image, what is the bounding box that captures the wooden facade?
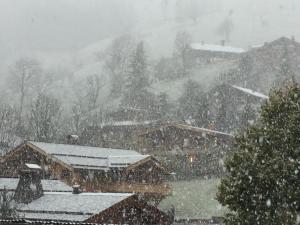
[189,43,244,65]
[86,195,171,225]
[137,124,234,179]
[14,194,171,225]
[81,121,158,150]
[0,142,171,203]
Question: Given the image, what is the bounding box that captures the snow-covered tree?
[9,58,41,121]
[28,93,62,142]
[0,188,17,219]
[0,103,20,154]
[179,80,209,127]
[156,92,173,120]
[105,35,135,98]
[217,11,234,42]
[174,31,192,78]
[217,83,300,225]
[275,45,296,87]
[154,57,177,81]
[122,42,154,112]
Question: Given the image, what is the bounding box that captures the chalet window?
[61,169,70,178]
[88,170,94,180]
[183,138,190,147]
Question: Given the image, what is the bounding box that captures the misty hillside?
[1,0,300,152]
[225,37,300,91]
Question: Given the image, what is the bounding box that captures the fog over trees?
[0,1,300,224]
[0,0,299,147]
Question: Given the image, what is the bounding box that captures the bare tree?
[86,74,104,111]
[70,74,105,134]
[174,31,192,78]
[0,188,18,219]
[28,93,62,142]
[0,103,20,155]
[9,58,41,120]
[217,11,234,42]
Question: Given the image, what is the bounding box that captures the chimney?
[14,163,43,204]
[291,36,295,42]
[66,134,79,145]
[221,40,225,46]
[72,184,81,194]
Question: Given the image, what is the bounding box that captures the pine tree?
[174,31,192,78]
[217,83,300,225]
[28,93,62,142]
[179,80,209,126]
[122,42,150,108]
[157,93,172,120]
[275,45,296,87]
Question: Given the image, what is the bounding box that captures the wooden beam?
[125,156,170,175]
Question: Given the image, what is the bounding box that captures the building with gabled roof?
[16,192,170,224]
[0,168,171,225]
[0,141,171,203]
[189,42,245,64]
[81,120,159,150]
[137,123,233,179]
[0,177,72,193]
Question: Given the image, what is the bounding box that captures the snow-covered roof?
[0,219,104,225]
[100,120,156,127]
[27,141,149,170]
[0,178,72,192]
[18,192,133,222]
[25,163,41,169]
[174,124,233,137]
[108,155,148,167]
[140,123,233,138]
[190,43,245,54]
[230,85,269,99]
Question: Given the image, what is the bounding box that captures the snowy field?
[159,178,226,220]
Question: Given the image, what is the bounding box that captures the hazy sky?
[0,0,300,63]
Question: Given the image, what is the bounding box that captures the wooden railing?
[107,182,172,196]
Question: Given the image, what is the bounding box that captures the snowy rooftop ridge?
[26,141,148,170]
[230,84,269,99]
[173,124,234,137]
[100,120,156,127]
[18,192,134,222]
[0,178,73,192]
[190,43,245,54]
[25,163,42,170]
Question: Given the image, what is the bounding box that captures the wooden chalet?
[0,168,171,225]
[137,123,234,178]
[189,42,245,64]
[0,177,73,193]
[16,192,170,224]
[81,120,159,150]
[0,141,171,203]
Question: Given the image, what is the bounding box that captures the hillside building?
[0,141,171,203]
[0,166,171,225]
[189,42,245,64]
[137,123,233,178]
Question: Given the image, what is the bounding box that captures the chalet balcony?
[108,182,172,196]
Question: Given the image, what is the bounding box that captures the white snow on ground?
[159,178,226,220]
[230,84,269,99]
